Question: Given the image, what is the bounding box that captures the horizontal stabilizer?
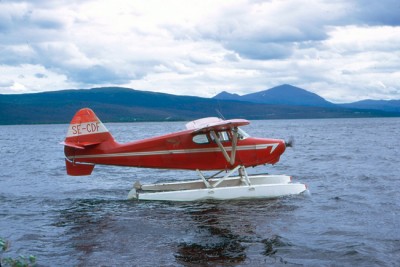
[61,141,102,149]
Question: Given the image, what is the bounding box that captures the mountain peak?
[213,84,334,107]
[214,91,241,100]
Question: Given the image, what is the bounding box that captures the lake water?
[0,118,399,266]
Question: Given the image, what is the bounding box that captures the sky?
[0,0,399,103]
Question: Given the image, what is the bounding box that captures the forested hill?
[0,87,399,125]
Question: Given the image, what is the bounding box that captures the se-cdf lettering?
[71,122,99,135]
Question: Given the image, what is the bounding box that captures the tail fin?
[62,108,114,176]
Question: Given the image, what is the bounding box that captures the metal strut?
[196,128,244,189]
[239,166,251,186]
[197,165,249,188]
[196,169,212,188]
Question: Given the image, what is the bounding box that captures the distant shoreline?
[1,115,399,127]
[1,86,399,125]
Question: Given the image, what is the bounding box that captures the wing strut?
[210,127,239,166]
[230,127,239,165]
[210,130,230,162]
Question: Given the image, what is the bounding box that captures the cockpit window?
[193,128,249,144]
[219,131,230,142]
[210,131,230,142]
[192,134,209,144]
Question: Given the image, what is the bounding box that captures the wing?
[186,117,249,133]
[186,117,250,165]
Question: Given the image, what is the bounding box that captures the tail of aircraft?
[62,108,115,176]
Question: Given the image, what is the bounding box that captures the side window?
[193,134,209,144]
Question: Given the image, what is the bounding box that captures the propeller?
[285,136,295,148]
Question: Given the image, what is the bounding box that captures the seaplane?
[62,108,307,201]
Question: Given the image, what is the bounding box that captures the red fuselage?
[65,129,286,171]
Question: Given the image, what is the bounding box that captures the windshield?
[237,128,250,139]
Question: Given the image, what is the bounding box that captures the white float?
[128,166,307,201]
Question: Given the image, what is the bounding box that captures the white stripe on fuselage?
[70,143,280,159]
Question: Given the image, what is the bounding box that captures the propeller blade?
[285,136,295,148]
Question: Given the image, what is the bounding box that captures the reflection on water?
[175,205,247,265]
[174,199,302,265]
[53,198,301,266]
[55,199,117,262]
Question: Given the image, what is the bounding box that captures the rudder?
[63,108,111,148]
[62,108,114,176]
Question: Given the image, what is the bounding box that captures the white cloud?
[0,64,70,93]
[0,0,399,102]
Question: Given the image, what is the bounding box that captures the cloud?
[0,44,36,65]
[0,2,73,45]
[34,73,47,79]
[183,0,344,60]
[68,65,132,84]
[0,0,399,102]
[0,79,14,88]
[0,64,69,93]
[224,41,293,60]
[352,0,400,26]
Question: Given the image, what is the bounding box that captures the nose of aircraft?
[265,139,287,164]
[278,139,287,154]
[270,139,287,155]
